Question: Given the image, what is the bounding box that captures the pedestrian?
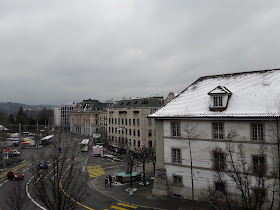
[109,175,112,187]
[105,176,108,187]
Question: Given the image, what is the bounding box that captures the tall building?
[107,97,163,152]
[54,102,76,131]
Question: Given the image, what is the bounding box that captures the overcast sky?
[1,0,280,105]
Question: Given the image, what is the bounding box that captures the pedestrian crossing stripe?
[110,203,138,210]
[86,165,105,177]
[118,203,138,209]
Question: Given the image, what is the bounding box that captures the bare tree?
[134,147,151,186]
[203,129,278,210]
[31,134,86,210]
[149,147,156,175]
[180,120,201,210]
[122,149,138,189]
[3,181,29,210]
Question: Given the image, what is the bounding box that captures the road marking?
[26,175,47,210]
[87,165,105,178]
[118,203,138,209]
[110,206,129,210]
[59,159,95,210]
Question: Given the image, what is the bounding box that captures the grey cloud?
[1,0,280,105]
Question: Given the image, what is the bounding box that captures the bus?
[80,139,89,152]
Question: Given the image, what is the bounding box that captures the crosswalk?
[105,202,138,210]
[86,165,105,177]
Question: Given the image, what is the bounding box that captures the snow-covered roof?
[208,86,232,95]
[150,69,280,118]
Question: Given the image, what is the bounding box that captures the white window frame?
[172,148,181,164]
[251,123,264,141]
[213,152,225,170]
[173,175,183,185]
[213,123,224,140]
[213,96,223,107]
[171,122,180,137]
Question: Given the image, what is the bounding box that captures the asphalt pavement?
[84,153,208,210]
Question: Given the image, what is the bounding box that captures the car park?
[6,171,24,180]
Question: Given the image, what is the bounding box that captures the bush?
[0,157,22,169]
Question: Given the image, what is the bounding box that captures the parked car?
[38,161,48,169]
[6,171,24,180]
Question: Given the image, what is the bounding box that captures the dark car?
[6,171,24,180]
[38,161,48,169]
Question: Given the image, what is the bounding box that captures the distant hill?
[0,102,55,115]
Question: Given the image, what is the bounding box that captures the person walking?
[109,175,112,187]
[105,176,109,187]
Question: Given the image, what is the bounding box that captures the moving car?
[6,171,24,180]
[38,161,48,169]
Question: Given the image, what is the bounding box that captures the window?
[148,119,152,126]
[129,129,131,135]
[213,152,225,170]
[133,140,136,147]
[253,156,265,174]
[148,130,152,137]
[148,140,152,147]
[137,130,140,137]
[213,96,223,107]
[133,129,135,136]
[171,122,180,137]
[213,123,224,140]
[215,182,225,193]
[173,175,182,184]
[137,119,140,126]
[172,149,181,164]
[252,123,264,141]
[253,188,266,203]
[129,119,131,126]
[133,119,135,126]
[138,141,140,148]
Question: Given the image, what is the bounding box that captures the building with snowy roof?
[149,69,280,209]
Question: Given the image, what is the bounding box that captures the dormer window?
[213,96,223,107]
[208,86,232,111]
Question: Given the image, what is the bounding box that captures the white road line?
[26,175,47,210]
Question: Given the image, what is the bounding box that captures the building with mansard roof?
[70,99,112,137]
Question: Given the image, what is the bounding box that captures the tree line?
[0,107,53,127]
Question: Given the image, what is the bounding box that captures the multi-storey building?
[107,97,163,152]
[150,69,280,209]
[70,99,111,137]
[54,102,76,131]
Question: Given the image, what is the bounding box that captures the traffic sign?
[4,152,8,160]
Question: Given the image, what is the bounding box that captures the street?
[0,133,158,210]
